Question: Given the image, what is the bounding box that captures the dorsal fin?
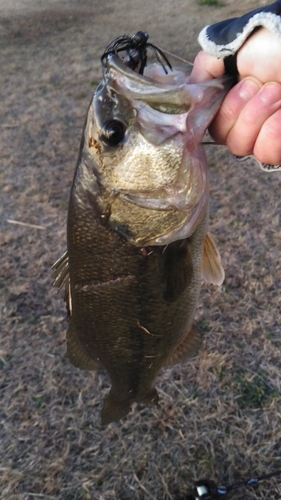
[52,251,72,315]
[67,323,102,371]
[202,232,225,286]
[52,251,69,289]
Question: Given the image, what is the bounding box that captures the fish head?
[80,54,232,246]
[83,57,189,193]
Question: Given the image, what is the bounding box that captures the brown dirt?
[1,1,281,499]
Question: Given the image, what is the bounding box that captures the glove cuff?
[198,1,281,58]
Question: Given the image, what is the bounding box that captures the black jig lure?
[101,31,172,74]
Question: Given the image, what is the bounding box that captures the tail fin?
[100,387,159,425]
[101,391,132,426]
[137,387,159,407]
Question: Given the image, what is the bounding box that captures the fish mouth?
[105,53,230,116]
[119,155,206,210]
[106,55,193,114]
[120,178,204,212]
[114,137,209,245]
[141,197,208,246]
[110,166,208,246]
[98,54,232,246]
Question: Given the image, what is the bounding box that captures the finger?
[190,51,225,83]
[225,82,281,156]
[209,77,261,144]
[238,28,281,83]
[254,108,281,165]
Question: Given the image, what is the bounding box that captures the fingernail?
[259,82,281,105]
[238,79,260,101]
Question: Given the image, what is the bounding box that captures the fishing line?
[180,469,281,499]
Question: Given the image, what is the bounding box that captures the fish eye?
[100,120,126,146]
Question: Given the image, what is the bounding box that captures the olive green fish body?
[53,42,231,424]
[67,170,206,423]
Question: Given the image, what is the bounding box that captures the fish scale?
[68,195,206,424]
[66,179,207,424]
[53,35,231,424]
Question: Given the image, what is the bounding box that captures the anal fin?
[165,324,202,366]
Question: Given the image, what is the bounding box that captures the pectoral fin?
[67,323,102,371]
[165,324,202,366]
[202,232,225,285]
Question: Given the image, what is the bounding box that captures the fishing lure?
[101,30,172,74]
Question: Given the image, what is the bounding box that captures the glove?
[198,0,281,75]
[197,0,281,171]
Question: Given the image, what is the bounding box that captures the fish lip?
[105,53,157,85]
[104,54,195,113]
[106,52,233,87]
[91,51,230,247]
[123,193,208,247]
[112,173,192,210]
[105,53,233,114]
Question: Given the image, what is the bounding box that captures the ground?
[1,0,281,499]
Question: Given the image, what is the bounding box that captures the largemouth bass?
[53,33,231,425]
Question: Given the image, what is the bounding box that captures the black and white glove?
[198,0,281,74]
[198,1,281,171]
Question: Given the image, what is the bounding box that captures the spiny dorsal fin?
[52,251,72,315]
[52,251,69,290]
[202,232,225,286]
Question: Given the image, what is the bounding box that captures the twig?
[1,124,18,129]
[7,219,46,230]
[23,494,56,499]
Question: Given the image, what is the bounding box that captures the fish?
[53,33,232,425]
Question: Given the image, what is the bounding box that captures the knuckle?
[262,115,281,143]
[255,112,281,164]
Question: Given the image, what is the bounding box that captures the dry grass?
[1,1,281,499]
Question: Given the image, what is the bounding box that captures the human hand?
[191,28,281,166]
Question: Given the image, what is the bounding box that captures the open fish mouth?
[105,53,227,110]
[92,52,232,246]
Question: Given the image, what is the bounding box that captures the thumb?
[190,51,225,83]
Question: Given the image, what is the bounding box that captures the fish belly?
[67,199,207,423]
